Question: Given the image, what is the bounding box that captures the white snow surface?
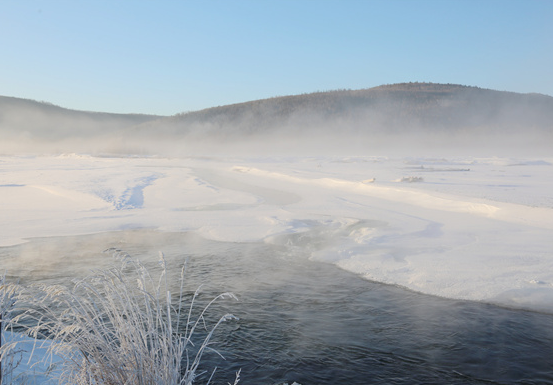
[1,154,553,312]
[1,330,61,384]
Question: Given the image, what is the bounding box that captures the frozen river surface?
[1,154,552,311]
[1,154,553,383]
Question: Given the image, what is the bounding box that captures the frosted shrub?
[8,253,238,385]
[0,273,22,384]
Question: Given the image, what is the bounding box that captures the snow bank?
[1,155,552,312]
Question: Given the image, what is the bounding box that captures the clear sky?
[1,0,552,116]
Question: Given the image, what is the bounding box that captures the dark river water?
[2,230,553,385]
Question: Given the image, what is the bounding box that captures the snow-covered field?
[1,153,553,313]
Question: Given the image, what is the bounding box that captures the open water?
[2,230,553,384]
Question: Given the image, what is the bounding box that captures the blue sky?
[1,0,552,115]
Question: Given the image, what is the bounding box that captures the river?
[2,230,553,384]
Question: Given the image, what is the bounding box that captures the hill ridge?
[1,83,552,155]
[156,82,553,134]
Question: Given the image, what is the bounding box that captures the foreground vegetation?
[0,253,239,384]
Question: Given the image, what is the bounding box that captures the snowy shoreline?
[1,154,553,313]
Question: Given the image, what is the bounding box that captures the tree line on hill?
[1,83,552,154]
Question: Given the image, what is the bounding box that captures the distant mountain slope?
[2,83,552,155]
[132,83,553,140]
[0,96,163,140]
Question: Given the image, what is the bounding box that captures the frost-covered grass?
[1,254,239,384]
[1,272,21,384]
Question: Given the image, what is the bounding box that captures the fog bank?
[1,83,552,157]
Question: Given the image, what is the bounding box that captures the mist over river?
[2,230,553,384]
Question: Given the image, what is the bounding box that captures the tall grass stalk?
[1,273,22,385]
[6,253,238,384]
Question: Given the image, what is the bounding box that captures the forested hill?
[0,95,162,140]
[134,83,553,139]
[2,83,552,154]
